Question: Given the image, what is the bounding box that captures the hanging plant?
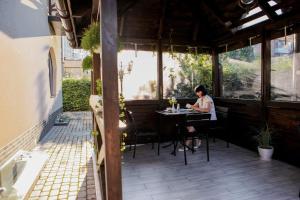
[82,55,93,71]
[81,22,100,53]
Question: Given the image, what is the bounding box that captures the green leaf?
[82,55,93,71]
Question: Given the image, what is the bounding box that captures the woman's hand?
[191,105,201,111]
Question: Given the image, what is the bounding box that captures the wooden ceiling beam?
[198,1,233,35]
[258,0,278,20]
[157,0,168,39]
[214,10,300,49]
[118,0,138,17]
[231,10,266,28]
[119,36,211,47]
[119,16,125,36]
[91,0,99,21]
[230,4,282,28]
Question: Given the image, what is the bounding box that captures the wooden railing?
[48,0,57,16]
[89,95,106,199]
[90,95,123,200]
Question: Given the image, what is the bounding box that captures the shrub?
[62,79,91,111]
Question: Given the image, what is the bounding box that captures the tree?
[227,46,255,62]
[164,53,212,98]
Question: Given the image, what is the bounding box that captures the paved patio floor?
[122,140,300,200]
[28,112,96,200]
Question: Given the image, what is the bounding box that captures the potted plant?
[82,55,92,71]
[168,97,177,112]
[257,124,274,161]
[81,22,100,53]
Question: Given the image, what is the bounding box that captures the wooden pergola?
[52,0,300,199]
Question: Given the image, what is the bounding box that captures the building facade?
[0,0,63,165]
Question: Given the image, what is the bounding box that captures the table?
[156,109,209,155]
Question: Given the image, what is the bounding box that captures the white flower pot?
[258,146,274,161]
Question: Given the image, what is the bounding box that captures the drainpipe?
[55,0,77,48]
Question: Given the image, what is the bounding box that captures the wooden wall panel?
[124,99,300,166]
[268,107,300,165]
[126,101,159,130]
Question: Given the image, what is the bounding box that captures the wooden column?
[212,48,221,97]
[261,30,271,121]
[100,0,122,199]
[157,39,163,100]
[92,53,101,95]
[293,33,300,101]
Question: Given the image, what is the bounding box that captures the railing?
[89,95,105,199]
[90,95,124,200]
[48,0,57,16]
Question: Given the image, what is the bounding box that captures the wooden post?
[92,53,101,95]
[100,0,122,199]
[293,33,300,101]
[261,30,271,121]
[157,39,163,100]
[212,48,221,97]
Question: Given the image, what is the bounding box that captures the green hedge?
[62,79,91,111]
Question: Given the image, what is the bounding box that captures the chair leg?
[173,140,178,156]
[152,140,154,150]
[213,134,216,143]
[191,137,195,154]
[133,135,138,158]
[206,133,209,162]
[157,135,160,156]
[183,137,187,165]
[226,130,230,148]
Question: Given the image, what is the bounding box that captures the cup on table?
[186,104,192,109]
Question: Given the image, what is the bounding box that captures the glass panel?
[271,34,300,101]
[220,44,262,99]
[163,53,212,99]
[118,50,157,100]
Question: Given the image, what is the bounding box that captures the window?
[163,53,212,99]
[118,50,157,100]
[220,44,261,99]
[48,50,56,97]
[271,34,300,102]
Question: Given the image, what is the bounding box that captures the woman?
[184,85,217,149]
[188,85,217,120]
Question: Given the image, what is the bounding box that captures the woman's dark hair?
[194,85,207,96]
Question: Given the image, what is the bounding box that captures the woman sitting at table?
[184,85,217,149]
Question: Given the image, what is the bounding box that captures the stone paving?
[28,112,96,200]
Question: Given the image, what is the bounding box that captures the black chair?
[178,113,211,165]
[125,110,159,158]
[211,106,230,147]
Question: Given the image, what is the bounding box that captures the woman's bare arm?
[191,102,211,112]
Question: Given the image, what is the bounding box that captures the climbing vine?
[119,93,127,151]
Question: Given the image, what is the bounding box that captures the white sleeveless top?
[195,95,217,120]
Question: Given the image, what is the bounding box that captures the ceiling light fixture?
[239,0,257,12]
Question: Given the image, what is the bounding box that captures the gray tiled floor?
[122,141,300,200]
